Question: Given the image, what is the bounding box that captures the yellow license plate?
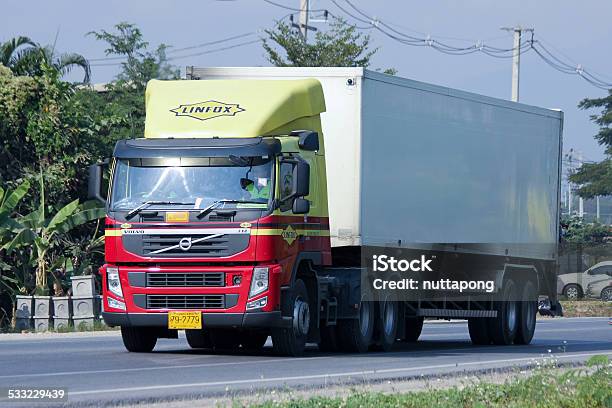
[168,311,202,329]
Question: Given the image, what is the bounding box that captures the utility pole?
[290,0,318,42]
[299,0,309,41]
[500,26,534,102]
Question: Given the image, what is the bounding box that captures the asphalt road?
[0,317,610,407]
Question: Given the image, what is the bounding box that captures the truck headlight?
[106,266,123,298]
[249,267,269,298]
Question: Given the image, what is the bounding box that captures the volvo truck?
[90,67,563,355]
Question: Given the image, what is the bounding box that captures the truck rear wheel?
[337,300,375,353]
[372,299,398,351]
[468,318,491,345]
[403,316,424,342]
[488,278,518,345]
[515,280,537,345]
[185,329,213,349]
[121,326,157,352]
[272,279,310,356]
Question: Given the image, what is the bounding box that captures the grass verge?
[560,300,611,318]
[252,356,611,408]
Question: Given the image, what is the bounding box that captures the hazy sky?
[4,0,611,161]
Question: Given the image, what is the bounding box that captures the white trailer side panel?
[188,67,562,259]
[360,71,562,259]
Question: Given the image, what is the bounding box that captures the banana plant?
[2,174,104,294]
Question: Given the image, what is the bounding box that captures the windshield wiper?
[125,201,195,220]
[196,199,263,219]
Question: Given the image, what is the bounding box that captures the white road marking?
[0,356,332,380]
[69,351,612,396]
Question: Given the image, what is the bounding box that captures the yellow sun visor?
[144,78,326,139]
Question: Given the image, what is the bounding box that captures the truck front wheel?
[241,330,269,351]
[186,329,213,349]
[337,300,375,353]
[121,326,157,352]
[272,279,310,356]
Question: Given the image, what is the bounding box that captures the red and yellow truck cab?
[90,78,332,355]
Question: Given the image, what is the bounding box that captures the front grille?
[146,294,225,309]
[147,272,225,287]
[143,233,229,257]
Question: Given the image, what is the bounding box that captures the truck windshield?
[110,157,273,211]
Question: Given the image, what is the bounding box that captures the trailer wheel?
[318,325,339,352]
[488,278,519,345]
[403,316,424,342]
[515,280,537,345]
[241,330,269,351]
[272,279,310,356]
[337,300,375,353]
[372,298,398,351]
[121,326,157,352]
[468,318,491,345]
[185,329,213,349]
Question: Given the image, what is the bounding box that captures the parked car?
[557,261,612,300]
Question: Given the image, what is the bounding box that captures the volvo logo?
[178,237,192,251]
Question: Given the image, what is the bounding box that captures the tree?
[569,91,612,198]
[88,22,178,90]
[2,174,104,295]
[263,16,395,74]
[87,22,179,139]
[0,36,36,68]
[1,37,90,83]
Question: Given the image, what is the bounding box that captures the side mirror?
[294,160,310,197]
[88,163,106,203]
[291,130,319,151]
[292,197,310,214]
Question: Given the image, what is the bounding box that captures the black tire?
[185,329,213,349]
[372,299,398,351]
[272,279,310,356]
[404,316,424,342]
[488,278,519,345]
[468,318,491,345]
[600,287,612,302]
[563,284,583,300]
[241,330,269,350]
[318,324,339,352]
[337,300,375,353]
[209,329,241,350]
[121,326,157,352]
[515,280,537,345]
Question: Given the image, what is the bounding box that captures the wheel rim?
[507,301,517,332]
[293,297,310,336]
[566,287,578,299]
[383,301,396,336]
[359,302,371,337]
[603,289,612,301]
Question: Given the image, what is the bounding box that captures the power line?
[320,0,612,91]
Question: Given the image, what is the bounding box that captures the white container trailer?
[183,67,563,350]
[187,67,563,259]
